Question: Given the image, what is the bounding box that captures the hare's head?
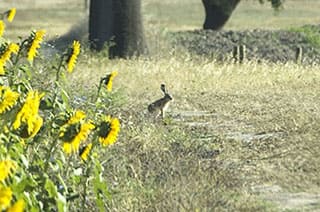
[161,83,173,101]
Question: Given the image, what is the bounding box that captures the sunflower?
[0,160,17,181]
[8,43,19,54]
[0,186,12,211]
[27,30,46,62]
[98,115,120,146]
[17,115,43,138]
[0,43,20,75]
[0,86,20,114]
[6,8,16,23]
[103,71,118,92]
[66,40,80,73]
[59,110,95,154]
[0,21,5,37]
[67,110,86,124]
[79,143,93,161]
[7,199,25,212]
[12,90,44,138]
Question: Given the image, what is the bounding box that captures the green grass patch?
[289,25,320,48]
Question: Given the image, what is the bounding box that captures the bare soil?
[171,25,320,64]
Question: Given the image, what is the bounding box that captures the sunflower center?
[0,88,6,100]
[15,123,30,138]
[98,121,111,138]
[60,123,81,142]
[103,74,112,86]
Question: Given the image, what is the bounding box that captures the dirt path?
[171,26,320,64]
[253,185,320,211]
[173,109,320,211]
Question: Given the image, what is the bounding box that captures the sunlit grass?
[2,0,320,211]
[63,45,320,210]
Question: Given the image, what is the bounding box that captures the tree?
[88,0,284,58]
[202,0,240,30]
[89,0,147,58]
[202,0,284,30]
[89,0,113,52]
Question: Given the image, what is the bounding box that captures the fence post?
[295,46,303,64]
[239,44,246,63]
[232,45,239,63]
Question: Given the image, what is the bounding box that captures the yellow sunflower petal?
[0,86,20,114]
[0,160,17,182]
[105,71,118,92]
[0,187,12,211]
[61,120,94,155]
[0,21,5,37]
[67,41,80,73]
[12,90,43,138]
[98,116,120,146]
[79,143,93,161]
[7,8,16,22]
[7,199,25,212]
[27,30,46,62]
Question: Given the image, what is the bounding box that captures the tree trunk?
[89,0,113,51]
[89,0,147,58]
[202,0,240,30]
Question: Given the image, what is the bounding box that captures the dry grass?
[4,0,320,210]
[65,54,320,210]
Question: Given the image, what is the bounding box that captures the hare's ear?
[160,83,167,94]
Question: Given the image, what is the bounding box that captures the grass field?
[2,0,320,211]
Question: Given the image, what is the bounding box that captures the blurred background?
[1,0,320,62]
[2,0,320,41]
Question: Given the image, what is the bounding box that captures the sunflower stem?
[51,54,66,111]
[55,54,65,82]
[43,138,58,173]
[81,139,98,211]
[13,39,28,65]
[95,77,105,104]
[82,164,90,211]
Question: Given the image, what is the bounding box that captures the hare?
[148,84,173,118]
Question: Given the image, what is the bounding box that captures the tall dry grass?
[3,0,320,210]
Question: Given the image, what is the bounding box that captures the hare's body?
[148,97,172,118]
[148,84,173,118]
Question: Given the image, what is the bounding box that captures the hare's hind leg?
[155,109,164,119]
[160,109,165,119]
[154,110,161,118]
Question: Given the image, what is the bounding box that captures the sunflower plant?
[0,7,121,212]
